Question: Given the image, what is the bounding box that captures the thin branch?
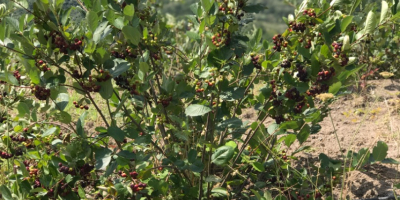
[75,0,88,12]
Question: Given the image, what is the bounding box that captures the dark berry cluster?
[285,88,304,102]
[151,52,160,60]
[205,79,215,87]
[57,181,71,197]
[111,49,136,59]
[316,67,335,82]
[13,148,23,156]
[10,135,27,142]
[351,25,358,32]
[212,30,231,47]
[195,80,205,93]
[303,8,316,17]
[33,178,41,188]
[31,85,51,100]
[157,95,172,107]
[79,77,101,93]
[281,59,292,68]
[306,67,335,96]
[129,84,139,95]
[70,38,84,51]
[96,70,112,82]
[304,39,312,49]
[13,70,21,81]
[289,21,306,33]
[58,163,76,175]
[332,42,349,66]
[269,80,286,124]
[294,101,306,114]
[114,75,131,89]
[0,115,7,123]
[79,163,94,176]
[236,12,245,20]
[0,91,6,100]
[272,115,285,124]
[218,1,234,14]
[130,182,147,192]
[296,63,308,82]
[73,101,89,110]
[113,74,140,95]
[72,69,82,79]
[307,84,329,96]
[0,151,13,159]
[272,34,284,52]
[272,99,283,106]
[269,80,277,100]
[130,171,138,179]
[36,60,50,72]
[250,53,261,69]
[45,31,83,54]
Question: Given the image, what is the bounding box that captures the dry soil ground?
[241,79,400,199]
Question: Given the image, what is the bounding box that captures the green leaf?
[380,1,389,23]
[87,11,99,32]
[364,11,378,34]
[252,162,265,172]
[211,146,234,166]
[78,185,86,199]
[264,190,273,200]
[14,160,29,177]
[108,125,126,142]
[56,111,71,124]
[93,21,110,44]
[117,150,135,159]
[98,79,113,99]
[217,117,242,129]
[17,102,30,117]
[329,81,342,95]
[189,160,204,172]
[0,71,19,85]
[242,4,268,13]
[5,17,19,31]
[123,4,135,18]
[43,127,57,137]
[186,31,200,41]
[340,16,353,32]
[205,175,222,182]
[284,134,296,147]
[211,187,228,197]
[113,17,125,30]
[77,112,88,137]
[393,0,399,15]
[372,141,388,162]
[95,126,108,133]
[275,195,288,200]
[55,93,69,111]
[0,185,12,200]
[279,121,300,130]
[297,124,310,144]
[250,189,265,200]
[188,149,197,163]
[292,146,311,155]
[201,0,214,12]
[95,148,113,170]
[185,104,212,116]
[122,25,141,45]
[220,87,245,101]
[382,158,400,164]
[109,58,131,78]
